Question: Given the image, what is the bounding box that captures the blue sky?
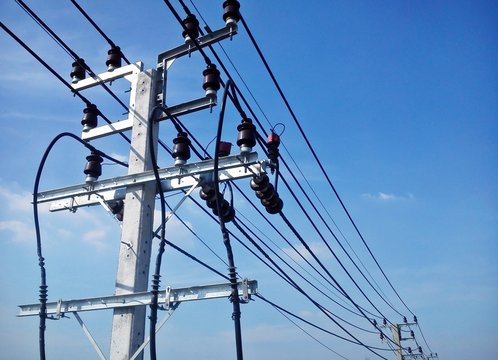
[1,1,497,359]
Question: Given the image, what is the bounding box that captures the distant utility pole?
[19,17,262,360]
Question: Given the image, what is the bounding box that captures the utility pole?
[108,69,158,359]
[18,18,261,360]
[392,323,403,360]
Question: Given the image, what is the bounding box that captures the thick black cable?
[213,79,243,360]
[32,132,127,360]
[69,0,131,65]
[239,12,413,317]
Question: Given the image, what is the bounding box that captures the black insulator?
[250,174,269,191]
[199,183,234,223]
[408,347,412,354]
[202,64,220,97]
[222,0,241,25]
[403,316,407,323]
[418,346,423,354]
[70,58,86,83]
[236,118,256,153]
[410,330,415,338]
[263,196,283,215]
[373,319,377,327]
[255,183,275,200]
[267,131,280,162]
[218,141,232,157]
[105,46,122,71]
[109,200,124,221]
[383,318,387,326]
[84,151,103,184]
[182,14,200,41]
[413,315,418,323]
[380,332,384,340]
[172,131,191,166]
[81,104,98,131]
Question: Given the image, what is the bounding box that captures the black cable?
[69,0,131,65]
[32,132,127,360]
[239,12,414,317]
[213,79,243,360]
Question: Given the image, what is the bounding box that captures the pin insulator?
[70,58,86,83]
[408,347,412,354]
[383,318,387,326]
[418,346,423,354]
[202,64,221,98]
[410,330,415,338]
[218,141,232,157]
[106,46,122,72]
[81,104,98,132]
[222,0,241,25]
[236,118,256,154]
[413,315,418,323]
[172,131,191,166]
[182,14,200,41]
[403,316,407,323]
[84,151,103,184]
[380,332,384,340]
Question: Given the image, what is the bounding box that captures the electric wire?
[257,293,351,360]
[231,219,391,357]
[32,132,128,360]
[15,0,130,112]
[233,217,377,335]
[69,0,131,65]
[239,12,414,317]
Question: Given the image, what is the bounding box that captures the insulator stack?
[106,46,122,72]
[408,347,412,354]
[70,58,86,83]
[410,330,415,338]
[218,141,232,157]
[403,316,407,324]
[413,315,418,323]
[373,319,377,327]
[81,104,98,132]
[380,332,384,341]
[418,346,423,354]
[202,64,220,99]
[267,131,280,173]
[250,174,283,214]
[172,131,191,166]
[236,118,256,154]
[222,0,241,26]
[109,200,124,221]
[182,14,200,42]
[199,182,234,223]
[84,151,103,184]
[383,318,387,326]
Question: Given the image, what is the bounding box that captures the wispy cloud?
[0,220,34,242]
[281,241,333,263]
[362,192,414,202]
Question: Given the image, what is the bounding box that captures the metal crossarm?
[18,280,258,317]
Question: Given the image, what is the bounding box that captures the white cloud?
[0,220,34,242]
[281,241,333,263]
[362,192,414,202]
[82,228,109,253]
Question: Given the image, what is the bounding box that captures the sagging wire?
[33,132,127,360]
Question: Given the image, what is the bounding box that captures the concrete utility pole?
[392,323,403,360]
[109,69,158,359]
[18,20,261,360]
